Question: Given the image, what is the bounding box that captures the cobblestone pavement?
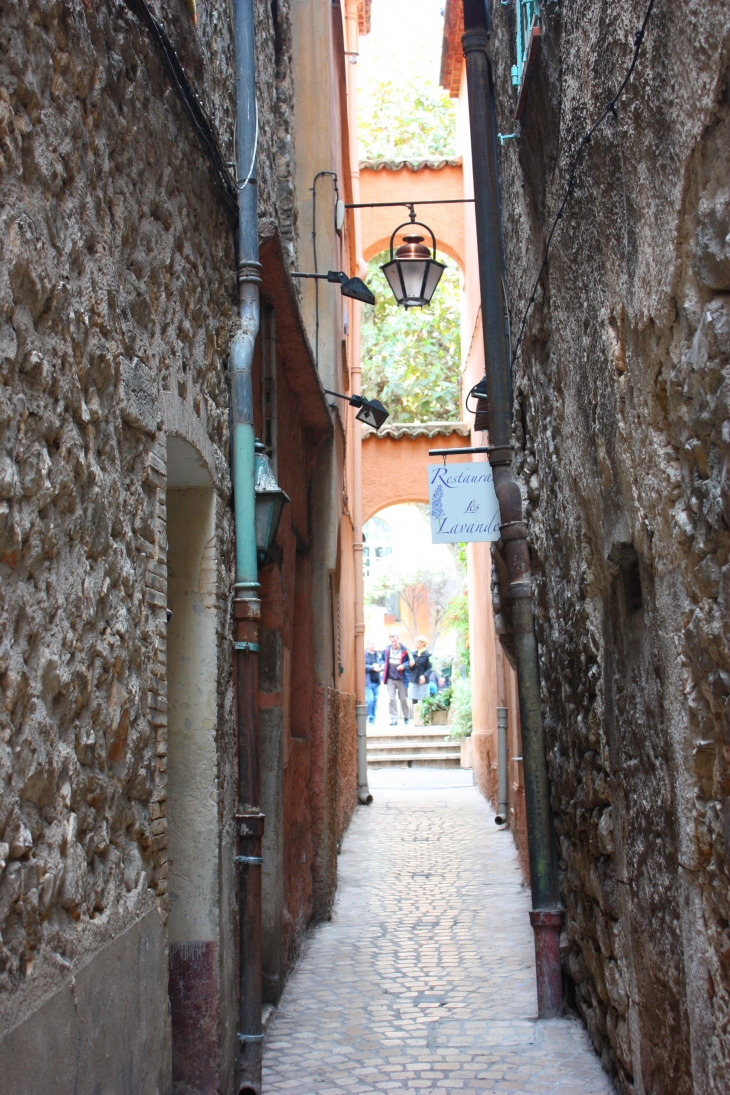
[263,769,614,1094]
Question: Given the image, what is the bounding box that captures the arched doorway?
[166,436,221,1094]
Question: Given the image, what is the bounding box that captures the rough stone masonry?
[0,0,297,1087]
[490,1,730,1092]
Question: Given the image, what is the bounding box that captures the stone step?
[367,739,454,752]
[367,752,462,768]
[367,725,448,738]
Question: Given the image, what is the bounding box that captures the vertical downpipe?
[345,0,372,806]
[495,706,508,825]
[461,0,563,1018]
[231,0,263,1090]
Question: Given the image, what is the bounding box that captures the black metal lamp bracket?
[387,219,438,260]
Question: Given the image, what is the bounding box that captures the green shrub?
[448,678,472,739]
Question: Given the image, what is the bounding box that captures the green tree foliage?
[441,546,469,673]
[443,590,470,676]
[448,678,473,740]
[364,561,460,648]
[361,255,461,422]
[358,79,456,163]
[357,0,456,164]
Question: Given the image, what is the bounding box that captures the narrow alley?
[263,771,612,1095]
[1,0,729,1091]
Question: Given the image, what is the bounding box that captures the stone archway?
[362,422,470,524]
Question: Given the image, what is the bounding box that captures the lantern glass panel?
[398,259,429,302]
[255,491,287,555]
[381,260,405,304]
[254,493,274,554]
[423,260,446,303]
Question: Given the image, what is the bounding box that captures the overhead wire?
[508,0,658,368]
[232,101,259,191]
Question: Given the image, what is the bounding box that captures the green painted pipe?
[231,0,260,598]
[230,303,259,596]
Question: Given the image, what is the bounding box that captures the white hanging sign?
[428,462,502,543]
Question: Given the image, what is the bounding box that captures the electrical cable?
[509,0,657,368]
[232,100,259,191]
[123,0,238,221]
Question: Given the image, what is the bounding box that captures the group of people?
[365,634,439,725]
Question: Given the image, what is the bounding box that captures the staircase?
[366,724,461,768]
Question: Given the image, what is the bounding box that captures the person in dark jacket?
[365,640,383,724]
[407,636,432,717]
[382,633,409,724]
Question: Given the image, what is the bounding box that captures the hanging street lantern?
[254,441,290,562]
[380,213,446,309]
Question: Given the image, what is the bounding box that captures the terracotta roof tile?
[359,157,462,172]
[362,421,470,440]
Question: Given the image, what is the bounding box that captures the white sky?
[358,0,446,88]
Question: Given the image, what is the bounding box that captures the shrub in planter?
[420,686,452,725]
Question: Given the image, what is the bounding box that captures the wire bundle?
[124,0,239,220]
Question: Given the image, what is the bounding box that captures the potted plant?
[419,686,452,726]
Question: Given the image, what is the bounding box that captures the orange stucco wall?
[359,162,465,270]
[362,430,471,523]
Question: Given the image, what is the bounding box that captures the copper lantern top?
[394,235,432,260]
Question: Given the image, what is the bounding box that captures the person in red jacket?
[382,633,410,725]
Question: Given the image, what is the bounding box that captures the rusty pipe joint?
[529,909,564,1018]
[492,463,522,518]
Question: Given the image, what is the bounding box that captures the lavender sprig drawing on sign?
[431,483,445,521]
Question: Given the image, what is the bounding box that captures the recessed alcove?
[166,435,220,1094]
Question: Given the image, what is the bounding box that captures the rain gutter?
[231,0,264,1091]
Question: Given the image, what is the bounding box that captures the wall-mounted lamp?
[292,269,375,305]
[380,212,446,308]
[254,441,290,562]
[324,389,389,431]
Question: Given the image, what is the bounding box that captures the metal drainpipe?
[461,0,563,1018]
[495,706,508,825]
[231,0,264,1090]
[345,0,372,806]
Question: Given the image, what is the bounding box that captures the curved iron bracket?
[387,219,438,260]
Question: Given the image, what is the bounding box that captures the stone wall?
[490,1,730,1091]
[0,0,296,1086]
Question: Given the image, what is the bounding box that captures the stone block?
[119,357,159,436]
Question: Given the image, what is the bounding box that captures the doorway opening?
[166,436,220,1094]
